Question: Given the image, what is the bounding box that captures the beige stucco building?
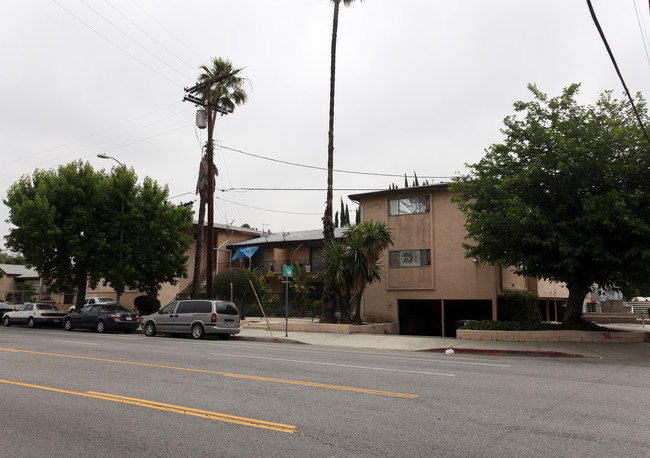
[349,184,569,337]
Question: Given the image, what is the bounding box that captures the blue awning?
[231,246,259,261]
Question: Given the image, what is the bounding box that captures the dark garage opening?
[444,300,493,337]
[398,300,442,336]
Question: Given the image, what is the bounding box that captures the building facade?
[349,184,569,337]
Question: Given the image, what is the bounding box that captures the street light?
[98,154,126,307]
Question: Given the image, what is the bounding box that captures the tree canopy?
[452,84,650,322]
[4,161,193,307]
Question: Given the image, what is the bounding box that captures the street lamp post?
[98,154,126,307]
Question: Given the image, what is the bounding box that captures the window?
[388,196,430,216]
[310,246,324,271]
[161,302,177,314]
[177,300,212,314]
[389,249,431,267]
[216,302,239,315]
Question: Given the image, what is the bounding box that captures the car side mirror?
[157,310,163,314]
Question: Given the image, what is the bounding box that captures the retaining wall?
[456,329,647,343]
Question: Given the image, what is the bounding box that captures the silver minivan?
[143,299,240,339]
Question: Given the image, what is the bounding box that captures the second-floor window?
[388,196,430,216]
[389,249,431,267]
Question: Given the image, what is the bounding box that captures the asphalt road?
[1,326,648,457]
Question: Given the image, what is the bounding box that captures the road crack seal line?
[0,379,296,433]
[0,347,418,399]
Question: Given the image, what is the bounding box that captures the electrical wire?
[220,145,454,180]
[632,0,650,68]
[214,195,322,216]
[101,0,199,74]
[50,0,184,87]
[76,0,194,81]
[586,0,650,145]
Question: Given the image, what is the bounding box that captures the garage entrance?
[398,300,442,336]
[443,300,493,337]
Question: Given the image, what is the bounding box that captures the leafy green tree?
[121,176,193,297]
[191,57,248,299]
[0,252,25,265]
[4,161,193,309]
[453,84,650,323]
[321,0,364,324]
[213,267,262,318]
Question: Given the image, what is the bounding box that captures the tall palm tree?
[191,57,248,299]
[321,0,364,323]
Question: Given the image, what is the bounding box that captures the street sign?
[282,265,293,278]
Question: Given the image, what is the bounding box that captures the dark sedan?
[64,305,139,333]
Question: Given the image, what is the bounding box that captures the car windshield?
[97,298,113,302]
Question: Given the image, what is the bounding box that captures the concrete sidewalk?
[235,318,650,359]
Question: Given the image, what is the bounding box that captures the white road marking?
[368,354,511,368]
[211,352,455,377]
[53,340,101,346]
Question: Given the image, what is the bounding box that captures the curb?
[426,347,585,358]
[233,335,304,345]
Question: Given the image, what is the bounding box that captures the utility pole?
[184,73,233,299]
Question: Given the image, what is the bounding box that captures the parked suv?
[142,299,240,340]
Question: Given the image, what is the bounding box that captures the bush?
[133,295,161,316]
[462,319,608,332]
[498,292,542,323]
[213,267,263,318]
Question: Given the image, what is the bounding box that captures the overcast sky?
[2,0,650,250]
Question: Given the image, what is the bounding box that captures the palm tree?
[321,0,364,323]
[289,263,315,317]
[320,240,352,322]
[345,221,393,323]
[320,221,393,324]
[191,57,248,299]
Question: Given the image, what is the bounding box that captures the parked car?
[64,305,139,333]
[142,299,240,340]
[1,302,14,318]
[2,303,67,328]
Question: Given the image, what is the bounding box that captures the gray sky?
[2,0,649,250]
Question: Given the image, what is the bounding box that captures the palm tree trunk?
[320,0,341,324]
[191,196,206,299]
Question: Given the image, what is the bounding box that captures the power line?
[219,188,386,192]
[632,0,650,68]
[586,0,650,144]
[220,145,454,179]
[76,0,193,81]
[50,0,184,87]
[100,0,199,74]
[214,196,321,216]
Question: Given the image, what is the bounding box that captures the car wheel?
[64,318,73,331]
[3,316,10,327]
[95,321,106,333]
[191,323,204,340]
[144,321,156,337]
[27,317,35,328]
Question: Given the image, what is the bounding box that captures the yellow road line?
[0,379,296,433]
[0,347,417,399]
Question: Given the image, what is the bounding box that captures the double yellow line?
[0,348,418,399]
[0,379,297,433]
